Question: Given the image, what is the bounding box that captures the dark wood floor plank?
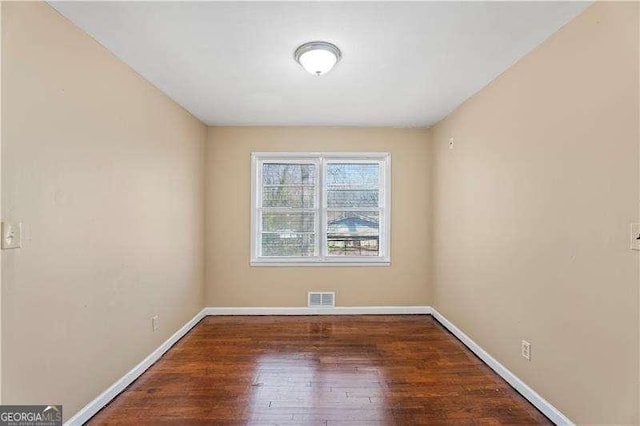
[87,315,551,425]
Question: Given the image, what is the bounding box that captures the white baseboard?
[204,306,432,316]
[430,308,573,426]
[64,308,207,426]
[67,305,571,426]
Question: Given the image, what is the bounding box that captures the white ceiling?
[50,1,590,127]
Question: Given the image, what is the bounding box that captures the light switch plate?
[631,223,640,251]
[2,222,22,249]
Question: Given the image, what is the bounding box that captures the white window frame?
[251,152,391,266]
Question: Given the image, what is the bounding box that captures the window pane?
[327,189,379,208]
[253,154,389,263]
[326,211,379,256]
[262,186,315,208]
[262,212,315,233]
[326,163,379,187]
[263,163,315,185]
[326,163,380,208]
[261,233,315,257]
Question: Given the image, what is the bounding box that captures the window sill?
[250,259,390,267]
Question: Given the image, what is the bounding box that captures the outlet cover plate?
[152,315,159,331]
[521,340,531,361]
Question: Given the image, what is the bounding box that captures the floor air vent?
[308,292,335,308]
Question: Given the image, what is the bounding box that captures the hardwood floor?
[88,315,551,425]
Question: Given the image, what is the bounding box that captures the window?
[251,152,391,266]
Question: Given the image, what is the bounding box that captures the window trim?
[250,152,391,266]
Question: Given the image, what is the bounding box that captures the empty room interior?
[1,0,639,425]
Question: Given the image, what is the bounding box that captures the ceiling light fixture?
[294,41,342,76]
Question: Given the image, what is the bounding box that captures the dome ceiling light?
[294,41,342,76]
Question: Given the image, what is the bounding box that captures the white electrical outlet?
[631,223,640,250]
[1,222,22,249]
[521,340,531,361]
[152,315,159,332]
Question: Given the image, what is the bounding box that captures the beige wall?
[1,2,206,419]
[431,2,639,424]
[205,127,432,307]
